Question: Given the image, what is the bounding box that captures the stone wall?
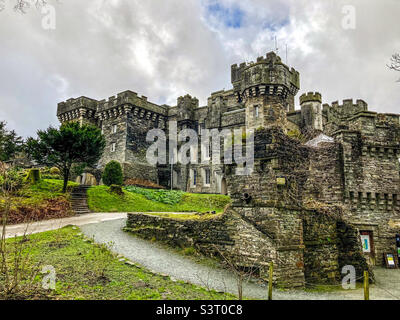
[302,211,340,284]
[125,203,368,288]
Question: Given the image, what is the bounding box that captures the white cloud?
[0,0,399,137]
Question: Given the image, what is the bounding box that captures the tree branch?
[388,53,400,72]
[0,0,47,13]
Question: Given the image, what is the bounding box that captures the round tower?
[231,51,300,131]
[300,92,323,131]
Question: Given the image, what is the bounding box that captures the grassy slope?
[6,227,235,300]
[87,186,231,213]
[13,179,79,207]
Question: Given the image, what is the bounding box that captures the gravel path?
[80,218,400,300]
[3,212,127,239]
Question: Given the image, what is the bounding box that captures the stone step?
[70,185,91,215]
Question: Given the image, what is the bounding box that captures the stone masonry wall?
[125,204,366,288]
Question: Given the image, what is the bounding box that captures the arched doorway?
[221,178,227,195]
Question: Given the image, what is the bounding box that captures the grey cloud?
[0,0,398,137]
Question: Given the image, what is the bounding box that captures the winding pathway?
[80,218,400,300]
[5,213,399,300]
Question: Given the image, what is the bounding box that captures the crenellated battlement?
[57,96,98,123]
[177,94,199,109]
[231,52,300,109]
[322,99,368,116]
[57,96,97,116]
[97,90,166,115]
[300,92,322,104]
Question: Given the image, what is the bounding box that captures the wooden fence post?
[364,270,369,300]
[268,262,273,301]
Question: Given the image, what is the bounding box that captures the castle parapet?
[231,51,300,111]
[96,90,167,116]
[57,96,98,124]
[300,92,322,104]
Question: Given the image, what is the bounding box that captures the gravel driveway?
[81,218,400,300]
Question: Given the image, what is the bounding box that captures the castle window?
[191,169,197,187]
[204,168,211,186]
[111,143,116,152]
[198,123,205,135]
[254,106,260,118]
[112,124,117,134]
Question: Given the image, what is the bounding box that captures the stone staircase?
[70,185,91,215]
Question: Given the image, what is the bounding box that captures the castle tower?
[300,92,323,131]
[57,96,98,126]
[231,51,300,131]
[176,94,199,129]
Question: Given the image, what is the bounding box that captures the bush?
[102,161,123,186]
[50,167,61,175]
[110,184,124,195]
[0,168,24,191]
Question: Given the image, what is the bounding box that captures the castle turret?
[231,51,300,131]
[300,92,323,131]
[57,97,98,126]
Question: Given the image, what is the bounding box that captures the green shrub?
[0,168,24,191]
[50,167,61,175]
[110,184,123,195]
[102,161,123,186]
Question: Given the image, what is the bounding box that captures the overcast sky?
[0,0,399,137]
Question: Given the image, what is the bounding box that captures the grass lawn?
[87,186,231,213]
[12,179,79,207]
[1,226,235,300]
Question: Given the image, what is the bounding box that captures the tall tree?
[0,121,23,162]
[26,122,106,193]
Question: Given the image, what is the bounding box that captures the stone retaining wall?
[126,205,370,288]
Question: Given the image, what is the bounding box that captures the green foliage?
[183,247,196,256]
[20,179,78,206]
[0,121,24,162]
[102,161,123,186]
[26,122,105,193]
[110,184,123,195]
[287,129,305,142]
[125,186,184,205]
[49,167,61,175]
[87,185,231,213]
[0,167,24,192]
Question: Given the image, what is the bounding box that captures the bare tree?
[0,163,43,299]
[213,244,270,300]
[388,53,400,82]
[0,0,47,13]
[388,53,400,71]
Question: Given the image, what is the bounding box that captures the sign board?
[384,253,398,269]
[396,234,400,259]
[360,234,371,253]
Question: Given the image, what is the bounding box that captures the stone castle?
[57,52,400,286]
